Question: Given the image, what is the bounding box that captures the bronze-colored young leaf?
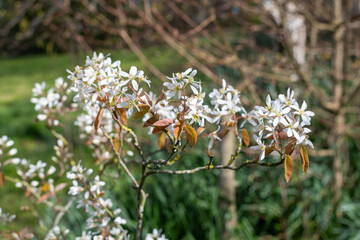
[54,183,67,192]
[94,108,105,131]
[143,92,152,106]
[265,146,275,157]
[285,141,296,156]
[158,132,166,149]
[284,154,293,183]
[152,126,164,134]
[143,114,159,127]
[197,127,205,135]
[37,192,53,204]
[300,144,309,173]
[173,120,184,140]
[133,104,150,120]
[0,172,5,187]
[155,93,166,105]
[242,129,250,146]
[184,124,197,146]
[116,108,127,125]
[153,118,175,128]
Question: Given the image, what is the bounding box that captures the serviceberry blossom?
[0,135,19,168]
[145,229,168,240]
[67,52,147,111]
[208,127,221,150]
[31,77,71,126]
[250,135,267,161]
[247,88,314,160]
[209,79,244,122]
[66,161,130,239]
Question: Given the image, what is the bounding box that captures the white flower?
[145,229,168,240]
[114,216,127,225]
[163,74,184,99]
[292,100,315,124]
[68,180,84,195]
[90,176,105,195]
[208,127,221,149]
[250,135,267,161]
[75,231,92,240]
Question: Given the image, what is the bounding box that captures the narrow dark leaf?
[94,108,105,131]
[284,154,293,183]
[300,144,309,173]
[0,172,5,187]
[242,129,250,146]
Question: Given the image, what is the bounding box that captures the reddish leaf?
[143,92,152,106]
[300,144,309,173]
[153,118,175,128]
[174,120,184,140]
[55,183,67,192]
[158,132,166,149]
[116,108,127,125]
[284,154,293,183]
[133,104,150,120]
[94,108,105,131]
[197,127,205,135]
[152,126,164,134]
[285,141,296,156]
[155,93,166,105]
[242,129,250,147]
[0,172,5,187]
[37,192,53,204]
[184,124,197,146]
[143,114,159,127]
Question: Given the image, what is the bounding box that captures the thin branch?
[146,159,284,176]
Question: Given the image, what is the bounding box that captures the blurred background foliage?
[1,0,360,239]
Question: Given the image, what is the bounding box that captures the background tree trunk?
[219,115,237,239]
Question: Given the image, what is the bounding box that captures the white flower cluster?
[145,228,168,240]
[68,53,243,130]
[15,159,57,191]
[0,207,15,225]
[67,52,148,114]
[67,162,129,239]
[46,226,70,240]
[0,135,19,168]
[209,79,244,124]
[31,77,72,126]
[162,68,213,127]
[249,88,314,160]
